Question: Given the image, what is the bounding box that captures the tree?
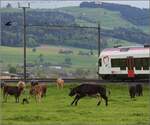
[32,47,36,52]
[8,65,16,74]
[38,54,44,64]
[6,3,12,8]
[64,57,72,65]
[27,37,38,47]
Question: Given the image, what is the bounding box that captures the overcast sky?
[1,0,149,9]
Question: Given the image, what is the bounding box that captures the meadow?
[1,83,150,125]
[0,45,97,69]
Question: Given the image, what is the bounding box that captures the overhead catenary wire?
[27,24,98,29]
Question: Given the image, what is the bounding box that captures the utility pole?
[18,3,30,83]
[97,23,101,79]
[98,23,101,57]
[148,0,150,84]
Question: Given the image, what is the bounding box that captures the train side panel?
[98,46,150,80]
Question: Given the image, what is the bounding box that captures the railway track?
[1,78,149,83]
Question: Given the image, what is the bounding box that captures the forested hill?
[1,2,150,49]
[80,2,149,26]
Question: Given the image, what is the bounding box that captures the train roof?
[100,46,150,58]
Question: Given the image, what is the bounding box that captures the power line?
[27,24,98,29]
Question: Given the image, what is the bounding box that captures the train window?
[134,58,142,70]
[111,59,114,67]
[99,59,101,66]
[142,58,149,70]
[111,59,120,67]
[111,59,126,70]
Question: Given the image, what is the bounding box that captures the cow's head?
[69,88,76,96]
[1,81,5,88]
[31,80,38,86]
[17,81,26,90]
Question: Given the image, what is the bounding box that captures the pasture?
[0,45,97,69]
[0,45,98,78]
[1,83,150,125]
[0,46,96,65]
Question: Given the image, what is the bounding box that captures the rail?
[1,78,149,84]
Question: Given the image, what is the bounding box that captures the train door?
[127,56,135,78]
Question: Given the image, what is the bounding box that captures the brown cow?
[3,81,25,103]
[30,80,47,97]
[29,81,47,102]
[30,85,43,102]
[56,78,64,89]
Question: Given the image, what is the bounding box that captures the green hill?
[1,5,149,49]
[57,6,149,34]
[57,7,135,29]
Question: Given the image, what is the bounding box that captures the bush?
[64,57,72,65]
[32,47,36,52]
[9,65,17,74]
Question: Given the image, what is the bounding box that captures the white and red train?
[98,45,150,80]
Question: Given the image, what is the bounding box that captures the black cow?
[129,86,136,98]
[129,84,143,98]
[3,86,24,103]
[69,84,108,106]
[136,84,143,96]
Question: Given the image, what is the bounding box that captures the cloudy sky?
[1,0,149,9]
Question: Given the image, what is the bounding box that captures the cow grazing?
[30,85,43,102]
[136,84,143,96]
[129,86,136,98]
[129,84,143,98]
[56,78,64,89]
[69,84,108,106]
[30,80,47,97]
[3,81,25,103]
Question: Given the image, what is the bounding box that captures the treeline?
[1,11,76,47]
[1,10,150,49]
[80,2,149,26]
[102,28,150,45]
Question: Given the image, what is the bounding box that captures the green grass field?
[1,83,150,125]
[0,45,97,69]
